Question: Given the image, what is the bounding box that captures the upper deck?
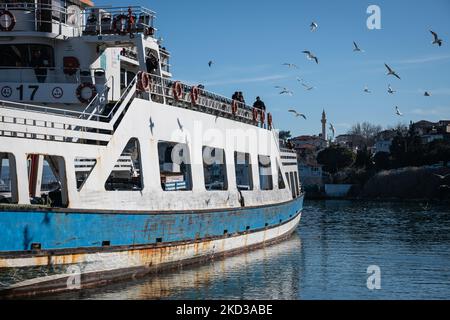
[0,1,156,39]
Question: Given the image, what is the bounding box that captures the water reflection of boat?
[54,234,302,300]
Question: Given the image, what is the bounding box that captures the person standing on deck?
[253,96,266,128]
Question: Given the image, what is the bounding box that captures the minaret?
[321,109,327,141]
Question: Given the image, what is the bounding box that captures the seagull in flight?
[279,88,294,96]
[208,60,214,67]
[424,91,431,97]
[302,83,314,91]
[282,63,299,69]
[353,41,364,52]
[430,30,443,47]
[395,106,403,116]
[364,85,371,94]
[329,123,336,136]
[302,51,319,64]
[385,64,401,80]
[288,109,307,119]
[434,173,450,180]
[388,84,396,94]
[310,22,318,32]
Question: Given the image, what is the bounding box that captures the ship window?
[289,172,295,198]
[105,138,143,191]
[27,154,68,207]
[0,44,54,68]
[0,153,18,204]
[74,157,97,191]
[203,146,228,191]
[158,141,192,191]
[234,152,253,191]
[258,155,273,190]
[277,164,286,189]
[294,172,300,197]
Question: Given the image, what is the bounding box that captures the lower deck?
[0,195,303,297]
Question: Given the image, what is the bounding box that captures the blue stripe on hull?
[0,196,303,252]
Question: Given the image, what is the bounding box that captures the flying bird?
[430,30,443,47]
[395,106,403,116]
[434,173,450,180]
[364,85,371,94]
[208,60,214,67]
[301,83,314,91]
[310,22,318,32]
[353,41,364,52]
[288,109,307,119]
[329,123,336,136]
[302,51,319,64]
[279,88,294,96]
[388,85,396,94]
[296,77,304,83]
[385,64,401,80]
[282,63,299,69]
[424,91,431,97]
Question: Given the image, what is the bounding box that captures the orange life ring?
[0,10,16,32]
[260,110,266,124]
[142,72,150,91]
[231,100,238,115]
[76,83,97,104]
[190,86,199,105]
[252,108,258,121]
[173,81,183,100]
[268,113,273,129]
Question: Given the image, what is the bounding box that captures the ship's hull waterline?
[0,195,303,298]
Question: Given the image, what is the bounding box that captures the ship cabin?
[0,1,301,210]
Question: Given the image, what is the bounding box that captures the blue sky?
[96,0,450,138]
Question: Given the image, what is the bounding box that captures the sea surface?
[50,200,450,300]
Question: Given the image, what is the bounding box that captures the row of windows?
[95,139,287,192]
[1,141,297,208]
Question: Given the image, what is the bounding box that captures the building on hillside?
[335,134,366,152]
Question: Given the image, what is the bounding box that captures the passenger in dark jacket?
[253,96,266,112]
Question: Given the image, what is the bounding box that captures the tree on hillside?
[347,122,382,147]
[354,146,373,169]
[279,130,292,141]
[374,152,391,170]
[317,145,356,174]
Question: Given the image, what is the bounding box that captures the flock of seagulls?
[206,21,445,132]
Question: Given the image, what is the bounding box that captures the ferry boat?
[0,0,304,298]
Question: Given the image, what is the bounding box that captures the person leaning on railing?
[253,96,266,128]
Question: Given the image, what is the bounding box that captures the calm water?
[53,201,450,300]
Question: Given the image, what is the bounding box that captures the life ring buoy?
[231,100,238,115]
[173,81,183,100]
[113,14,129,35]
[190,86,199,105]
[141,72,151,91]
[76,83,97,104]
[0,10,16,32]
[252,108,258,122]
[268,113,273,129]
[260,110,266,124]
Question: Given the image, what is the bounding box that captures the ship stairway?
[0,76,137,146]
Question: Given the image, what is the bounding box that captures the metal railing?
[81,6,156,36]
[140,73,263,125]
[0,3,156,38]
